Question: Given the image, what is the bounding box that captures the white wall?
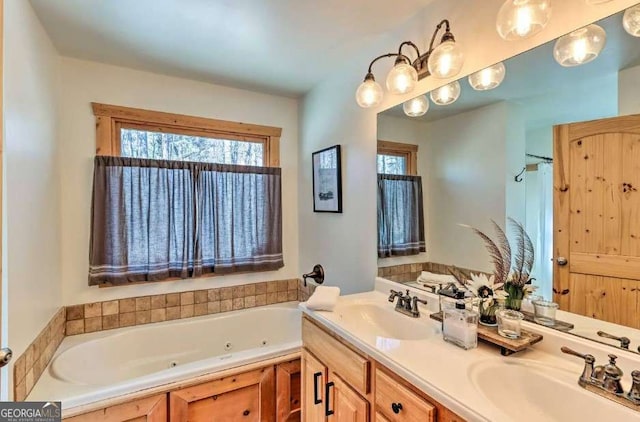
[3,0,62,396]
[299,0,635,294]
[58,58,299,305]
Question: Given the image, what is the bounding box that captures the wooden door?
[65,394,167,422]
[276,359,301,422]
[169,366,275,422]
[327,373,369,422]
[554,115,640,328]
[302,349,326,422]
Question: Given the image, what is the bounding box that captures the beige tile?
[255,294,267,307]
[102,300,119,316]
[208,301,221,314]
[136,296,151,311]
[266,292,278,304]
[66,305,84,321]
[151,308,167,323]
[25,369,34,394]
[66,320,84,335]
[232,298,244,310]
[194,303,208,316]
[232,286,245,298]
[102,314,119,330]
[151,294,166,309]
[220,299,233,312]
[180,305,194,318]
[288,279,298,290]
[244,296,256,308]
[255,282,267,295]
[220,287,233,300]
[84,302,102,318]
[13,355,25,384]
[207,289,220,302]
[166,306,181,320]
[277,280,288,292]
[15,380,26,402]
[119,298,136,313]
[277,291,288,303]
[119,312,136,327]
[166,293,180,307]
[136,310,151,325]
[288,290,298,301]
[85,316,103,333]
[244,284,256,296]
[180,291,194,306]
[195,290,208,304]
[266,281,278,293]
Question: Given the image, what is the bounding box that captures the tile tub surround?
[13,308,66,402]
[64,279,301,336]
[378,261,486,284]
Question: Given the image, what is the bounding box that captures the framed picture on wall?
[312,145,342,213]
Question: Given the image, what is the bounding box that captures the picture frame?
[312,145,342,213]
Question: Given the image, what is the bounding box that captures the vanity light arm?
[365,52,414,75]
[427,19,453,53]
[397,41,422,61]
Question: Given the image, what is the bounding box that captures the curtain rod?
[526,153,553,162]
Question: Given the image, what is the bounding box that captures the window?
[377,140,418,175]
[89,104,283,286]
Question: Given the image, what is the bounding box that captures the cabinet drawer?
[302,318,369,395]
[375,369,435,422]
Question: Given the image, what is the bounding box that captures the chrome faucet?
[561,346,640,412]
[597,330,631,350]
[388,289,427,318]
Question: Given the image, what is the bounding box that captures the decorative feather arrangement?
[491,219,511,285]
[459,224,506,286]
[508,217,535,286]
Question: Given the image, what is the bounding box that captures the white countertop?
[300,279,640,422]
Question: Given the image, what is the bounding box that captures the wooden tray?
[430,311,543,356]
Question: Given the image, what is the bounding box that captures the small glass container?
[532,300,559,326]
[496,309,524,339]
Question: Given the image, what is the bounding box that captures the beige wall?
[299,0,638,294]
[58,58,300,305]
[3,0,62,397]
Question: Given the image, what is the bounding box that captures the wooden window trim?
[377,140,418,175]
[92,103,282,167]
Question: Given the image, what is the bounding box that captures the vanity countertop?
[300,279,640,422]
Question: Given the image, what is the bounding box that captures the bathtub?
[28,303,301,410]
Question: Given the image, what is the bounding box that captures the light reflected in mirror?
[376,10,640,354]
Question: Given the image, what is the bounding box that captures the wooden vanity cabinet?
[276,359,302,421]
[65,394,167,422]
[302,316,465,422]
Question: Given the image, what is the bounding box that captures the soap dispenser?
[442,299,478,350]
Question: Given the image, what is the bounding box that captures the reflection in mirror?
[376,10,640,354]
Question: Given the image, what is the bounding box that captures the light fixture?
[623,5,640,37]
[355,19,464,108]
[468,62,506,91]
[553,24,606,67]
[403,95,430,117]
[430,81,461,106]
[496,0,552,41]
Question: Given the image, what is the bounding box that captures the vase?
[504,282,525,311]
[478,299,499,326]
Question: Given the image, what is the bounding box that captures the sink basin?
[333,303,437,341]
[469,359,637,421]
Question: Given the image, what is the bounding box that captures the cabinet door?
[169,366,275,422]
[302,349,327,422]
[276,359,301,422]
[327,373,369,422]
[64,394,167,422]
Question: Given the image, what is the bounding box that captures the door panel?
[328,373,368,422]
[276,359,301,422]
[302,350,326,422]
[554,115,640,328]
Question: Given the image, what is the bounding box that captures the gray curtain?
[377,174,425,258]
[89,156,283,285]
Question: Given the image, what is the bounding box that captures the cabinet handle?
[391,402,403,414]
[313,372,322,405]
[325,381,335,416]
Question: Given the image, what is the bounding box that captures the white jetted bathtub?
[28,302,301,409]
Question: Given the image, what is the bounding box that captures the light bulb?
[427,41,464,79]
[553,24,606,67]
[386,62,418,95]
[403,95,429,117]
[430,81,461,106]
[623,5,640,37]
[355,75,383,108]
[496,0,552,41]
[468,62,506,91]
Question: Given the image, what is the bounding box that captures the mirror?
[376,10,640,354]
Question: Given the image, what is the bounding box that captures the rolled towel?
[417,271,457,285]
[305,286,341,311]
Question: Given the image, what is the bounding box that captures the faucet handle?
[561,347,596,386]
[561,347,595,363]
[597,331,631,349]
[628,370,640,403]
